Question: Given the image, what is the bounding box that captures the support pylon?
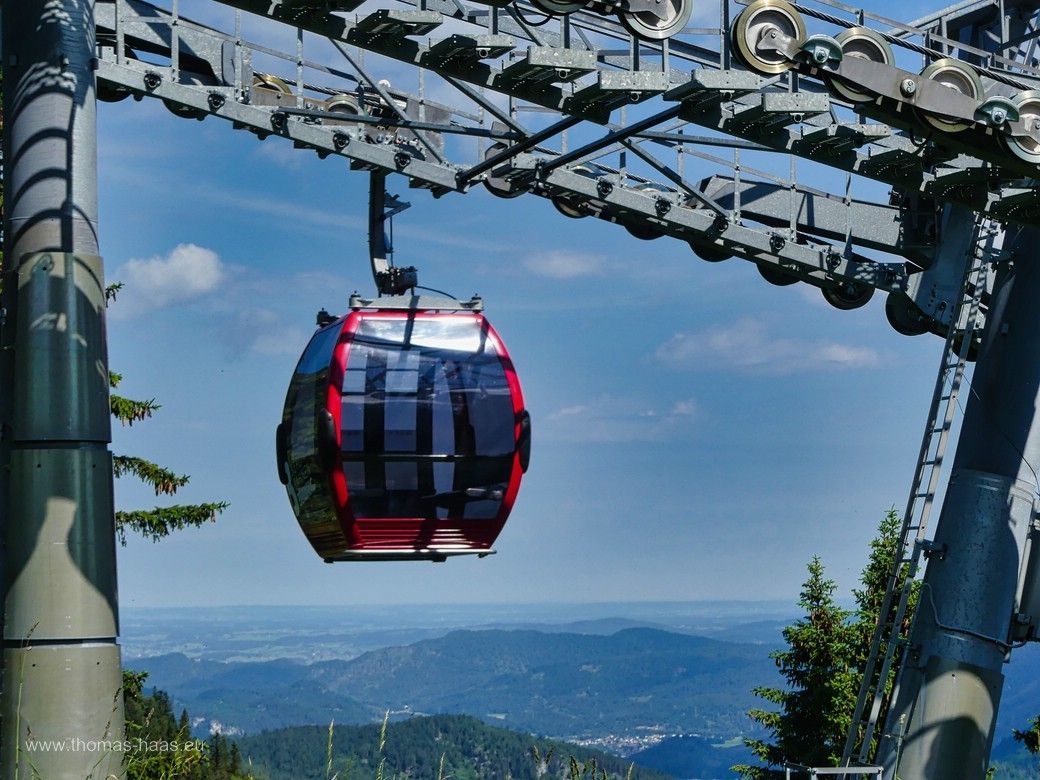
[878,225,1040,780]
[0,1,126,777]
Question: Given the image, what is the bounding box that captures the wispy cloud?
[194,185,363,231]
[252,140,308,171]
[187,184,502,253]
[108,237,348,357]
[225,307,311,358]
[110,244,225,317]
[523,250,605,279]
[655,318,881,373]
[544,395,698,443]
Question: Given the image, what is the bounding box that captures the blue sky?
[99,0,952,608]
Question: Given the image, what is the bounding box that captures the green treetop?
[735,556,858,778]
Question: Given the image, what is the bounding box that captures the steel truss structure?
[4,0,1040,778]
[95,0,1040,342]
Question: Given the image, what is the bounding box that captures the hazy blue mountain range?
[124,606,1040,779]
[301,628,774,738]
[120,602,796,663]
[134,627,777,741]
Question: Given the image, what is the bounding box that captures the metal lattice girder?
[93,10,996,337]
[667,77,968,191]
[96,0,1023,339]
[96,52,910,304]
[565,71,672,114]
[695,174,932,266]
[100,0,1040,223]
[203,0,595,118]
[426,34,517,66]
[94,58,462,193]
[512,154,908,295]
[202,0,1038,190]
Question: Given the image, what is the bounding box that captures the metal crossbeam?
[96,0,1021,339]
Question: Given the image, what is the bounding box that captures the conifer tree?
[1014,717,1040,755]
[107,284,229,544]
[734,510,921,777]
[847,508,918,759]
[735,556,858,778]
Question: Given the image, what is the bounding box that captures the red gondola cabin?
[277,303,530,561]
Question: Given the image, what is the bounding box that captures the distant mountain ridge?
[128,624,1040,779]
[303,627,774,738]
[137,627,777,740]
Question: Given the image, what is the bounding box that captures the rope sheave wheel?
[831,27,893,103]
[885,292,930,336]
[619,0,692,41]
[1004,90,1040,165]
[482,143,527,199]
[689,241,731,262]
[757,262,798,286]
[822,279,874,310]
[551,194,589,217]
[623,183,669,239]
[253,72,293,94]
[325,93,362,128]
[918,58,983,133]
[732,0,806,75]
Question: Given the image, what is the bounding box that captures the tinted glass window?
[284,320,343,534]
[296,320,343,375]
[339,315,515,520]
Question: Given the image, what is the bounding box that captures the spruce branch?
[115,503,229,546]
[113,456,189,495]
[110,394,160,426]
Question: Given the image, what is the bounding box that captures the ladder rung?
[844,222,991,768]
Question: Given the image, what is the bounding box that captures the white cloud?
[544,395,698,443]
[111,244,225,317]
[655,318,881,373]
[797,285,831,308]
[193,185,362,232]
[524,251,605,279]
[246,311,309,357]
[187,185,502,253]
[252,140,307,171]
[220,307,312,359]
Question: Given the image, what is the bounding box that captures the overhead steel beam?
[696,174,933,264]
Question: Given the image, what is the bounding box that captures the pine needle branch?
[111,394,160,426]
[113,456,190,496]
[115,503,229,546]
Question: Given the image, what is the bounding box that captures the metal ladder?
[840,216,997,768]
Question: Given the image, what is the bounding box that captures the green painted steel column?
[1,1,126,778]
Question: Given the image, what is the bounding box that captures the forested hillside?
[127,675,674,779]
[236,715,672,780]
